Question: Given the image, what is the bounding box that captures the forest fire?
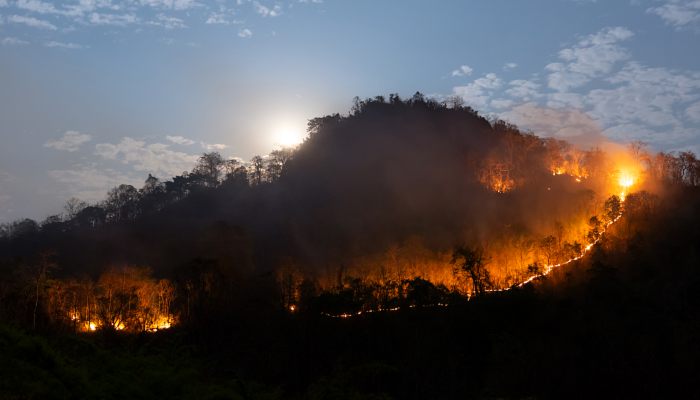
[51,267,178,333]
[312,146,650,318]
[318,194,628,319]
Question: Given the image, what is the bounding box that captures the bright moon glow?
[273,127,306,148]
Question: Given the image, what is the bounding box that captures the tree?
[679,151,699,186]
[194,152,225,187]
[266,149,294,182]
[3,218,39,239]
[74,206,106,228]
[31,251,57,330]
[410,91,426,104]
[604,195,621,223]
[527,262,542,275]
[451,245,493,297]
[587,216,602,243]
[538,235,558,265]
[104,184,140,222]
[64,197,87,220]
[250,155,265,185]
[444,95,465,109]
[141,174,164,196]
[222,159,240,179]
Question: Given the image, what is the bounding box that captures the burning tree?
[451,245,493,297]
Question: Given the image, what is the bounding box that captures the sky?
[1,0,700,222]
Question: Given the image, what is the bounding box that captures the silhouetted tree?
[64,197,87,220]
[250,155,265,185]
[104,184,140,222]
[451,245,492,296]
[604,195,621,223]
[194,152,225,187]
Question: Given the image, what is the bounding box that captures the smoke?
[500,102,607,149]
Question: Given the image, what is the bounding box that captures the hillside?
[1,95,700,398]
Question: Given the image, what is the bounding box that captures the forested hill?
[0,93,694,287]
[0,95,559,278]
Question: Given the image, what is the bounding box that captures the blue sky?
[1,0,700,222]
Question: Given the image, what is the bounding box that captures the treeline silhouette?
[1,93,700,398]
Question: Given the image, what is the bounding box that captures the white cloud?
[506,79,542,101]
[238,27,252,37]
[138,0,200,10]
[8,14,57,29]
[586,62,700,128]
[446,26,700,152]
[206,12,230,24]
[451,65,473,77]
[149,13,186,29]
[647,0,700,28]
[546,26,633,91]
[0,0,8,7]
[490,99,514,109]
[453,73,502,109]
[88,12,137,26]
[201,142,228,150]
[16,0,59,14]
[503,62,518,71]
[1,37,29,45]
[48,164,141,202]
[166,135,195,145]
[44,131,92,151]
[45,40,86,49]
[253,2,281,17]
[14,0,104,17]
[95,137,199,177]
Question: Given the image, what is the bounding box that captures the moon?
[273,127,305,147]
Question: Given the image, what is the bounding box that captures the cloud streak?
[95,137,199,178]
[8,14,57,29]
[451,65,473,77]
[44,131,92,151]
[45,40,86,49]
[647,0,700,29]
[48,164,141,203]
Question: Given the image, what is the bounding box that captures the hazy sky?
[1,0,700,222]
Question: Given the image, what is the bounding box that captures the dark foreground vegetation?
[2,95,700,398]
[2,186,700,399]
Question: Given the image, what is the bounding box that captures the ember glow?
[52,267,178,333]
[318,196,627,319]
[312,147,648,319]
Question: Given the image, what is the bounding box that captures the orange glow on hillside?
[615,168,640,201]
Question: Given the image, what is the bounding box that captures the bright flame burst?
[617,170,636,201]
[618,172,634,188]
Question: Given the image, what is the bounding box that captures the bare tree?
[32,251,57,330]
[64,197,87,220]
[451,245,493,297]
